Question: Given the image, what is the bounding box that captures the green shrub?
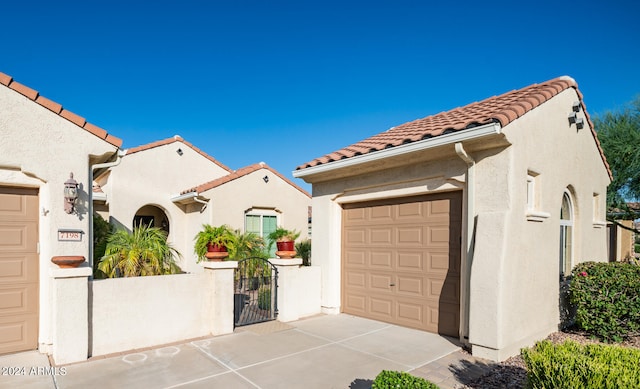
[522,340,640,389]
[371,370,439,389]
[295,239,311,266]
[257,286,271,310]
[569,261,640,342]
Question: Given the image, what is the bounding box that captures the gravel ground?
[456,330,640,389]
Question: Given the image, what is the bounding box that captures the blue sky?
[2,1,638,192]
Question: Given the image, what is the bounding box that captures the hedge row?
[522,340,640,389]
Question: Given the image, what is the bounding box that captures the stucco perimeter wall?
[201,168,311,241]
[102,142,229,273]
[309,156,468,313]
[0,84,118,352]
[90,274,211,356]
[470,88,611,361]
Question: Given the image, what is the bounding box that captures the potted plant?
[194,224,237,262]
[267,227,300,258]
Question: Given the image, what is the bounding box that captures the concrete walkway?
[0,314,495,388]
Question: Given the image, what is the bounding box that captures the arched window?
[559,192,573,278]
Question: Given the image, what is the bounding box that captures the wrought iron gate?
[234,257,278,327]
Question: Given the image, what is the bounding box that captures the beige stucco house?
[293,76,612,361]
[95,137,311,273]
[0,71,122,356]
[0,71,311,361]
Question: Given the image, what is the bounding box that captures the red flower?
[580,271,588,277]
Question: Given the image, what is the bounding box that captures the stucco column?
[202,261,238,336]
[50,263,92,365]
[270,258,302,322]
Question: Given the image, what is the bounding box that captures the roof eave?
[293,122,502,179]
[171,191,209,205]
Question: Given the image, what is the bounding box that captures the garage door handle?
[389,283,395,286]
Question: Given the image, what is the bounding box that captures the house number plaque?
[58,229,84,242]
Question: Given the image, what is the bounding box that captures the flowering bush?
[570,261,640,342]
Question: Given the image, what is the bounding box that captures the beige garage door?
[342,191,462,337]
[0,187,39,354]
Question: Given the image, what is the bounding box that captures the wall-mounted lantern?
[64,173,79,214]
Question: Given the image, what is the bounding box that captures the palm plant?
[230,230,266,260]
[295,239,312,266]
[97,223,182,278]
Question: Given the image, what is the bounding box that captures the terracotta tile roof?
[296,76,611,179]
[181,162,311,198]
[0,71,122,148]
[126,135,232,173]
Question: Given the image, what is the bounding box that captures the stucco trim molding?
[526,210,551,222]
[332,177,464,205]
[592,220,607,229]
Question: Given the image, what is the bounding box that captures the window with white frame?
[559,191,574,279]
[245,211,278,257]
[526,171,550,222]
[592,193,606,228]
[527,174,536,211]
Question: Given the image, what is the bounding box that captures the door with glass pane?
[246,214,278,258]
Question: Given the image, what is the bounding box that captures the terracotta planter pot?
[276,241,294,252]
[275,240,296,258]
[51,255,86,268]
[206,243,229,261]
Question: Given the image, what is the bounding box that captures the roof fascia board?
[293,122,502,178]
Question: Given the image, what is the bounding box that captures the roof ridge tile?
[296,76,610,180]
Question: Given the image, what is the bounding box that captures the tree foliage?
[97,223,182,278]
[594,97,640,222]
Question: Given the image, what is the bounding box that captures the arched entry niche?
[133,204,170,236]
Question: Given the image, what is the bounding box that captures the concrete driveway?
[0,314,493,388]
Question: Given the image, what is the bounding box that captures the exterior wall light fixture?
[572,101,581,112]
[263,175,269,183]
[64,173,79,214]
[176,148,183,156]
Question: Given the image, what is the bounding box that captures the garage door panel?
[396,276,423,296]
[437,305,460,337]
[370,228,393,245]
[345,229,367,245]
[343,191,461,336]
[397,202,424,219]
[370,205,393,220]
[397,302,423,324]
[344,251,366,266]
[0,192,38,221]
[398,227,423,245]
[0,285,38,314]
[345,208,367,222]
[0,255,38,283]
[440,277,460,304]
[370,297,393,317]
[397,252,423,271]
[429,252,450,272]
[345,271,366,288]
[370,274,392,291]
[345,294,367,314]
[0,315,38,355]
[371,251,392,268]
[428,226,450,245]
